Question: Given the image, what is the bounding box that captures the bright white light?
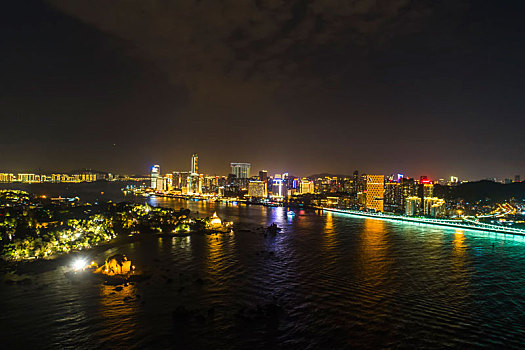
[73,258,87,271]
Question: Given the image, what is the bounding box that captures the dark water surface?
[2,195,525,349]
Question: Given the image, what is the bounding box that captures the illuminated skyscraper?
[151,165,160,189]
[187,174,203,195]
[400,177,417,210]
[191,153,198,174]
[231,163,251,179]
[248,180,267,198]
[259,170,268,182]
[424,197,445,216]
[271,178,286,198]
[405,196,421,216]
[366,175,384,212]
[299,179,314,194]
[419,177,434,211]
[423,183,433,198]
[384,181,401,212]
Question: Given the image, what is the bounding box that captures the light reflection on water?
[97,283,138,345]
[2,198,525,348]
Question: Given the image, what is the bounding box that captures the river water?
[2,195,525,349]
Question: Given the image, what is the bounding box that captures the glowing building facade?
[405,196,422,216]
[191,153,198,174]
[151,165,160,189]
[366,175,385,212]
[248,180,267,198]
[299,179,314,194]
[271,178,286,198]
[231,163,251,179]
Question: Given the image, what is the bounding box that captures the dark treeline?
[434,181,525,202]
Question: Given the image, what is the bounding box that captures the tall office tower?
[422,183,434,198]
[187,174,202,195]
[419,177,434,212]
[248,180,267,198]
[271,178,286,198]
[366,175,385,212]
[515,175,521,183]
[450,176,459,186]
[400,177,417,210]
[299,179,314,194]
[151,165,160,189]
[231,163,251,179]
[384,181,401,212]
[191,153,198,174]
[351,170,359,194]
[172,171,189,189]
[165,173,173,190]
[156,177,167,192]
[259,170,268,182]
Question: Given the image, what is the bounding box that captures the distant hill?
[307,173,353,179]
[435,180,525,202]
[69,169,108,175]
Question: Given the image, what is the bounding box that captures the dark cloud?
[48,0,437,103]
[2,0,524,179]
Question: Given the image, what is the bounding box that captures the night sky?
[1,0,524,180]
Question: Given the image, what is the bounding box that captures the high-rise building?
[405,196,422,216]
[151,165,160,189]
[248,180,267,198]
[351,170,359,194]
[424,197,445,216]
[172,171,189,190]
[515,175,521,183]
[17,174,38,183]
[430,199,447,218]
[356,192,366,208]
[231,163,251,179]
[384,181,401,212]
[259,170,268,182]
[271,178,286,198]
[187,174,202,194]
[422,183,433,198]
[0,173,16,182]
[299,179,314,194]
[366,175,384,212]
[191,154,198,174]
[400,177,417,210]
[156,177,168,192]
[165,173,173,190]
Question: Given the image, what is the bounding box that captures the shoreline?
[322,208,525,236]
[1,228,234,276]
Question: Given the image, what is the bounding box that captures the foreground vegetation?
[0,190,230,261]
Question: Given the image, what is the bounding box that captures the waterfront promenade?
[322,208,525,236]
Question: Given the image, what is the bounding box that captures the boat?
[266,223,282,234]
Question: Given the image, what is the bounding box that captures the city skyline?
[0,159,523,184]
[3,2,525,349]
